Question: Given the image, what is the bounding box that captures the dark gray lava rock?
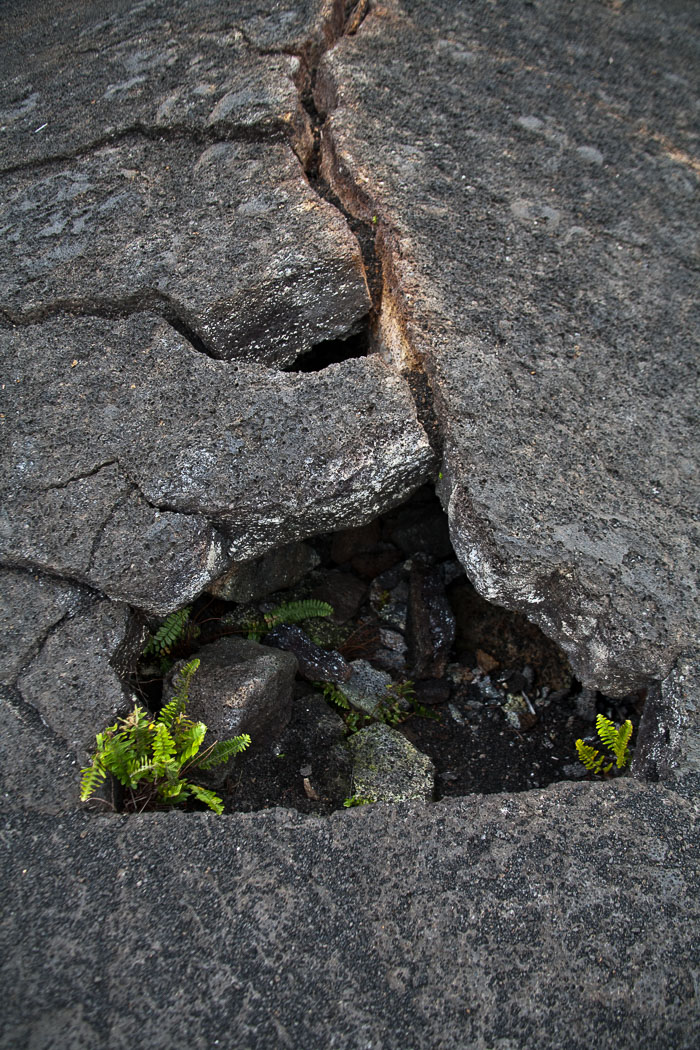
[0,314,434,615]
[0,0,344,170]
[209,542,320,604]
[264,624,351,683]
[0,139,369,366]
[406,556,456,679]
[177,636,298,754]
[318,0,700,696]
[15,592,142,763]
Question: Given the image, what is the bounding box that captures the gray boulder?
[176,636,298,753]
[347,722,435,803]
[0,139,369,366]
[209,542,320,604]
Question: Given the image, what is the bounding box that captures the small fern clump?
[80,659,250,814]
[247,599,334,642]
[575,714,633,777]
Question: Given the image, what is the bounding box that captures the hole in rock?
[131,485,646,815]
[286,318,369,372]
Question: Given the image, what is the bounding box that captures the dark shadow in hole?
[286,320,369,373]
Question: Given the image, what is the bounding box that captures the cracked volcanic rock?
[0,314,434,615]
[318,0,700,694]
[0,0,345,170]
[0,138,369,365]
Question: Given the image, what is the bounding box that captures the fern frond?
[575,739,611,775]
[142,607,193,655]
[157,780,186,802]
[263,600,333,630]
[169,658,200,711]
[187,783,224,814]
[176,722,207,764]
[152,723,176,769]
[197,734,251,770]
[321,682,350,709]
[101,733,137,785]
[596,714,633,769]
[79,760,107,801]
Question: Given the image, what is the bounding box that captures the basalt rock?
[0,314,434,615]
[317,0,700,697]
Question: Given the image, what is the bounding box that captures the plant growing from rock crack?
[142,606,200,672]
[246,599,334,642]
[321,678,439,735]
[575,713,633,776]
[80,659,250,814]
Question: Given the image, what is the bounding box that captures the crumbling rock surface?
[0,314,434,615]
[317,0,700,696]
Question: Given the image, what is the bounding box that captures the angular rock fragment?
[347,723,435,804]
[0,139,369,365]
[264,624,351,683]
[177,637,298,756]
[406,556,456,679]
[318,1,700,695]
[0,569,83,686]
[1,314,433,614]
[209,542,320,604]
[343,659,393,716]
[0,688,78,815]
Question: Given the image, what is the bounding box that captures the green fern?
[143,607,200,656]
[247,600,333,641]
[595,714,633,769]
[575,714,633,777]
[80,661,250,813]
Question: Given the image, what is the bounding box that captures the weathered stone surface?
[0,687,78,815]
[318,0,700,696]
[0,569,82,686]
[264,624,351,683]
[407,556,456,679]
[209,541,320,603]
[348,723,435,803]
[2,780,697,1049]
[634,654,700,800]
[0,314,433,614]
[15,592,141,762]
[177,636,298,749]
[0,0,345,170]
[0,138,369,365]
[343,658,393,716]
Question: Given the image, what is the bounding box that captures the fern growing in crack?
[247,599,334,641]
[575,713,633,777]
[80,658,250,814]
[142,606,200,657]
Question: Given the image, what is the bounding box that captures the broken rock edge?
[312,13,697,789]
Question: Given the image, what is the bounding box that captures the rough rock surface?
[0,139,369,365]
[318,0,700,695]
[0,569,144,768]
[2,781,697,1049]
[177,636,298,748]
[209,541,320,603]
[0,314,434,615]
[347,722,435,803]
[0,0,343,170]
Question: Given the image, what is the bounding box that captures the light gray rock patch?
[343,659,394,716]
[347,722,435,803]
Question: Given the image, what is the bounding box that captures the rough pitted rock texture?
[2,781,698,1049]
[175,637,298,754]
[210,541,320,603]
[0,138,369,365]
[0,569,144,777]
[0,0,345,170]
[0,314,434,615]
[348,722,435,803]
[318,0,700,695]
